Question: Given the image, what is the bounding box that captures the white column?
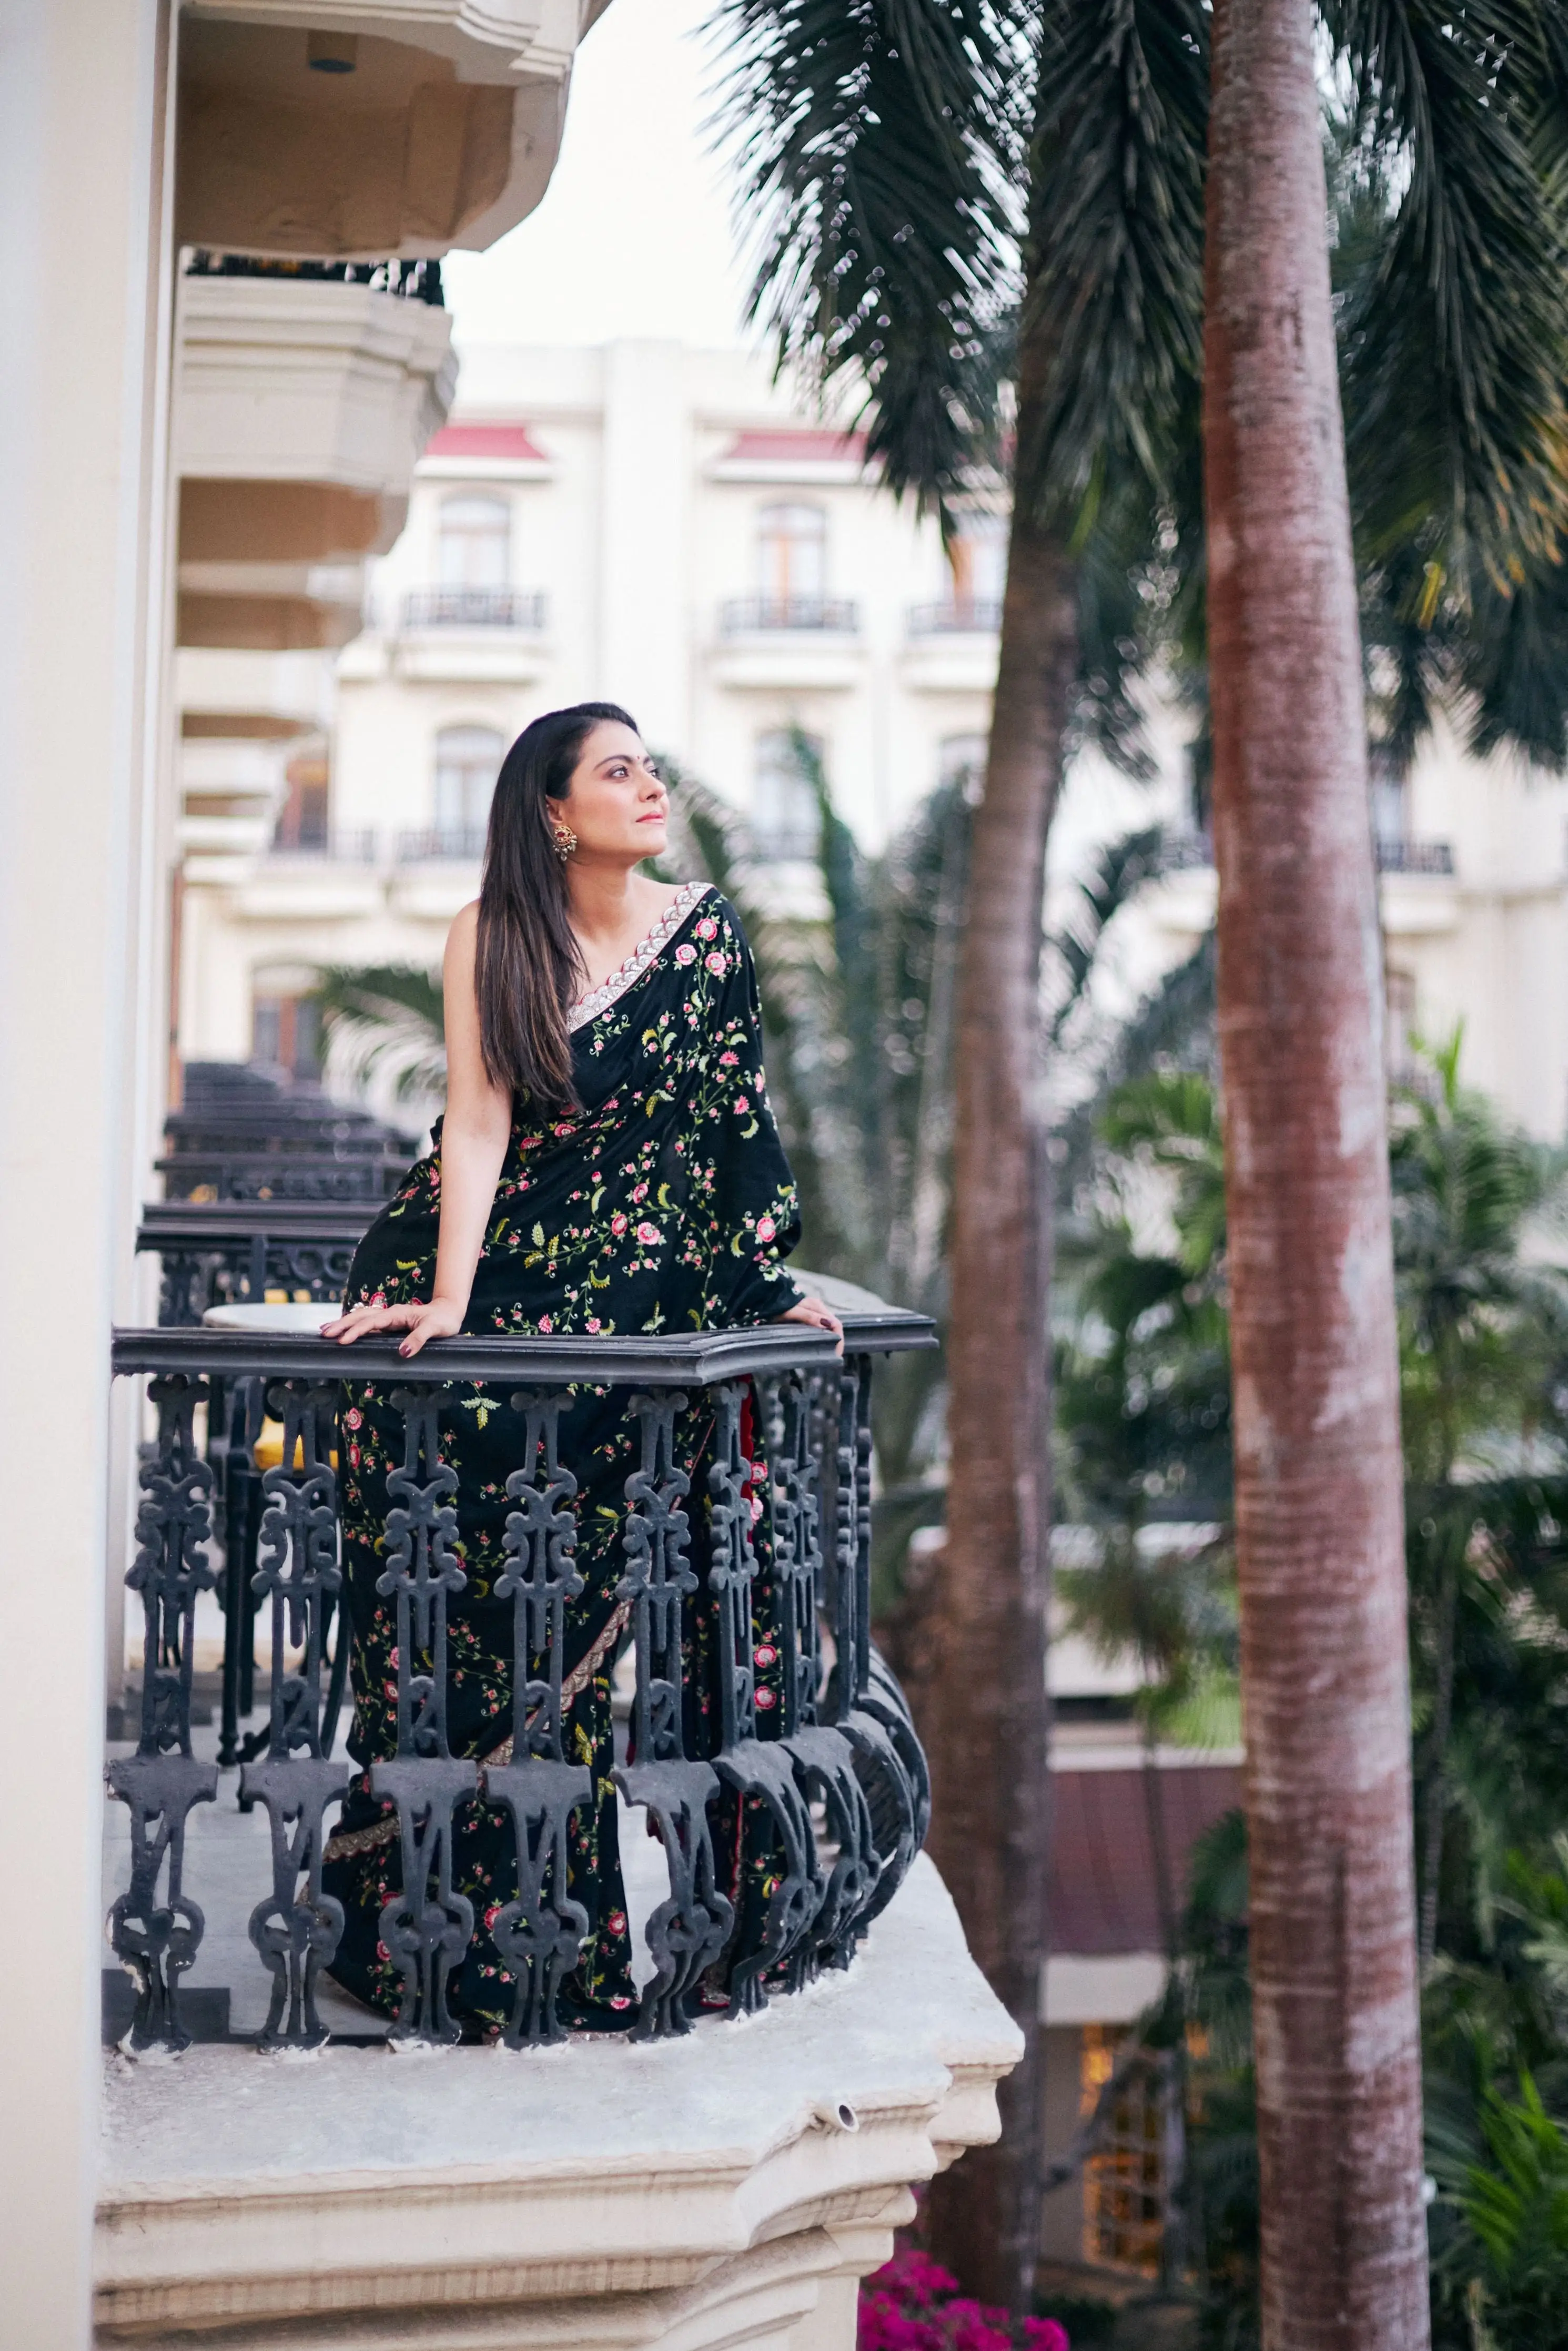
[599,339,691,757]
[0,3,175,2341]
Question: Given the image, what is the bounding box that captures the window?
[1386,968,1418,1081]
[1079,2024,1167,2278]
[437,494,511,590]
[252,990,321,1080]
[753,728,824,858]
[757,503,826,605]
[272,748,329,852]
[434,724,504,847]
[1370,746,1409,848]
[947,512,1007,616]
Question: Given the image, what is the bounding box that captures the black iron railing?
[137,1200,375,1325]
[1152,833,1456,878]
[400,587,547,631]
[720,596,860,635]
[185,251,445,306]
[159,1065,417,1204]
[906,599,1004,635]
[107,1309,934,2054]
[1375,835,1455,876]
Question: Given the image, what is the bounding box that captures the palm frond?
[1019,0,1209,524]
[712,0,1021,508]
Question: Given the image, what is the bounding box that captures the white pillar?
[0,3,175,2339]
[599,339,691,756]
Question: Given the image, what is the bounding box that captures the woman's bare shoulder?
[444,898,480,968]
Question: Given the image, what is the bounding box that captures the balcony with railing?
[400,587,548,631]
[906,598,1003,636]
[99,1243,1018,2341]
[720,596,859,635]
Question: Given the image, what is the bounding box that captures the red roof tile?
[720,429,868,463]
[1049,1764,1243,1955]
[424,422,549,463]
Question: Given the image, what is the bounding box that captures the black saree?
[321,884,806,2030]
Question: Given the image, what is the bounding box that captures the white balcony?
[97,1855,1015,2347]
[899,601,1001,696]
[710,600,864,693]
[175,2,609,261]
[177,273,457,602]
[176,647,339,737]
[391,584,554,683]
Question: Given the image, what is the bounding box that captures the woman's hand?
[778,1294,844,1354]
[320,1294,468,1358]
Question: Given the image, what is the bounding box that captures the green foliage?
[310,961,446,1104]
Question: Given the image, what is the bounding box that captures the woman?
[321,701,840,2030]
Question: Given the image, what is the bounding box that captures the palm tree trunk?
[1203,3,1429,2345]
[919,478,1076,2306]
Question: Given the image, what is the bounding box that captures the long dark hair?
[476,701,638,1108]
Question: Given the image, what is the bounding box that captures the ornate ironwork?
[706,1382,821,2014]
[107,1377,220,2055]
[239,1383,351,2051]
[370,1390,477,2048]
[106,1301,935,2063]
[482,1390,593,2048]
[613,1392,733,2039]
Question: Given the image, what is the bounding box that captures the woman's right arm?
[323,902,513,1357]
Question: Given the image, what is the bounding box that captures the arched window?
[437,494,511,590]
[754,727,824,858]
[433,724,505,847]
[946,512,1007,623]
[757,503,826,611]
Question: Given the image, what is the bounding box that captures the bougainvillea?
[858,2252,1070,2351]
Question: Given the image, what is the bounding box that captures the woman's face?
[549,721,668,864]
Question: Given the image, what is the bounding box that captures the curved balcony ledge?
[96,1853,1018,2347]
[177,6,601,262]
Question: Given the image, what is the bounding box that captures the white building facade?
[177,337,1005,1068]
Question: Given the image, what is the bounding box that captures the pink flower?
[610,1993,632,2010]
[756,1214,775,1242]
[734,1096,750,1113]
[636,1221,661,1246]
[755,1686,777,1711]
[1020,2326,1069,2351]
[705,951,728,975]
[606,1909,628,1935]
[674,943,697,965]
[867,2255,959,2310]
[586,1317,601,1333]
[696,917,718,940]
[344,1407,362,1430]
[754,1643,777,1668]
[720,1050,739,1066]
[611,1212,628,1235]
[349,1444,361,1468]
[484,1904,501,1931]
[538,1315,553,1333]
[631,1182,648,1201]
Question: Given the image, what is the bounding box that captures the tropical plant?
[312,961,446,1113]
[715,5,1568,2309]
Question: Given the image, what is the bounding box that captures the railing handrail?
[719,595,860,635]
[1375,835,1455,876]
[400,587,548,631]
[184,250,445,306]
[138,1199,376,1243]
[906,597,1004,635]
[112,1311,936,1384]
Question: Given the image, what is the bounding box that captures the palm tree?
[718,0,1568,2313]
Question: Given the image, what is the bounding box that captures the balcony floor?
[102,1708,672,2044]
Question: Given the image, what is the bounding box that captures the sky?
[443,0,756,353]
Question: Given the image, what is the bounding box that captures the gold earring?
[552,819,578,862]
